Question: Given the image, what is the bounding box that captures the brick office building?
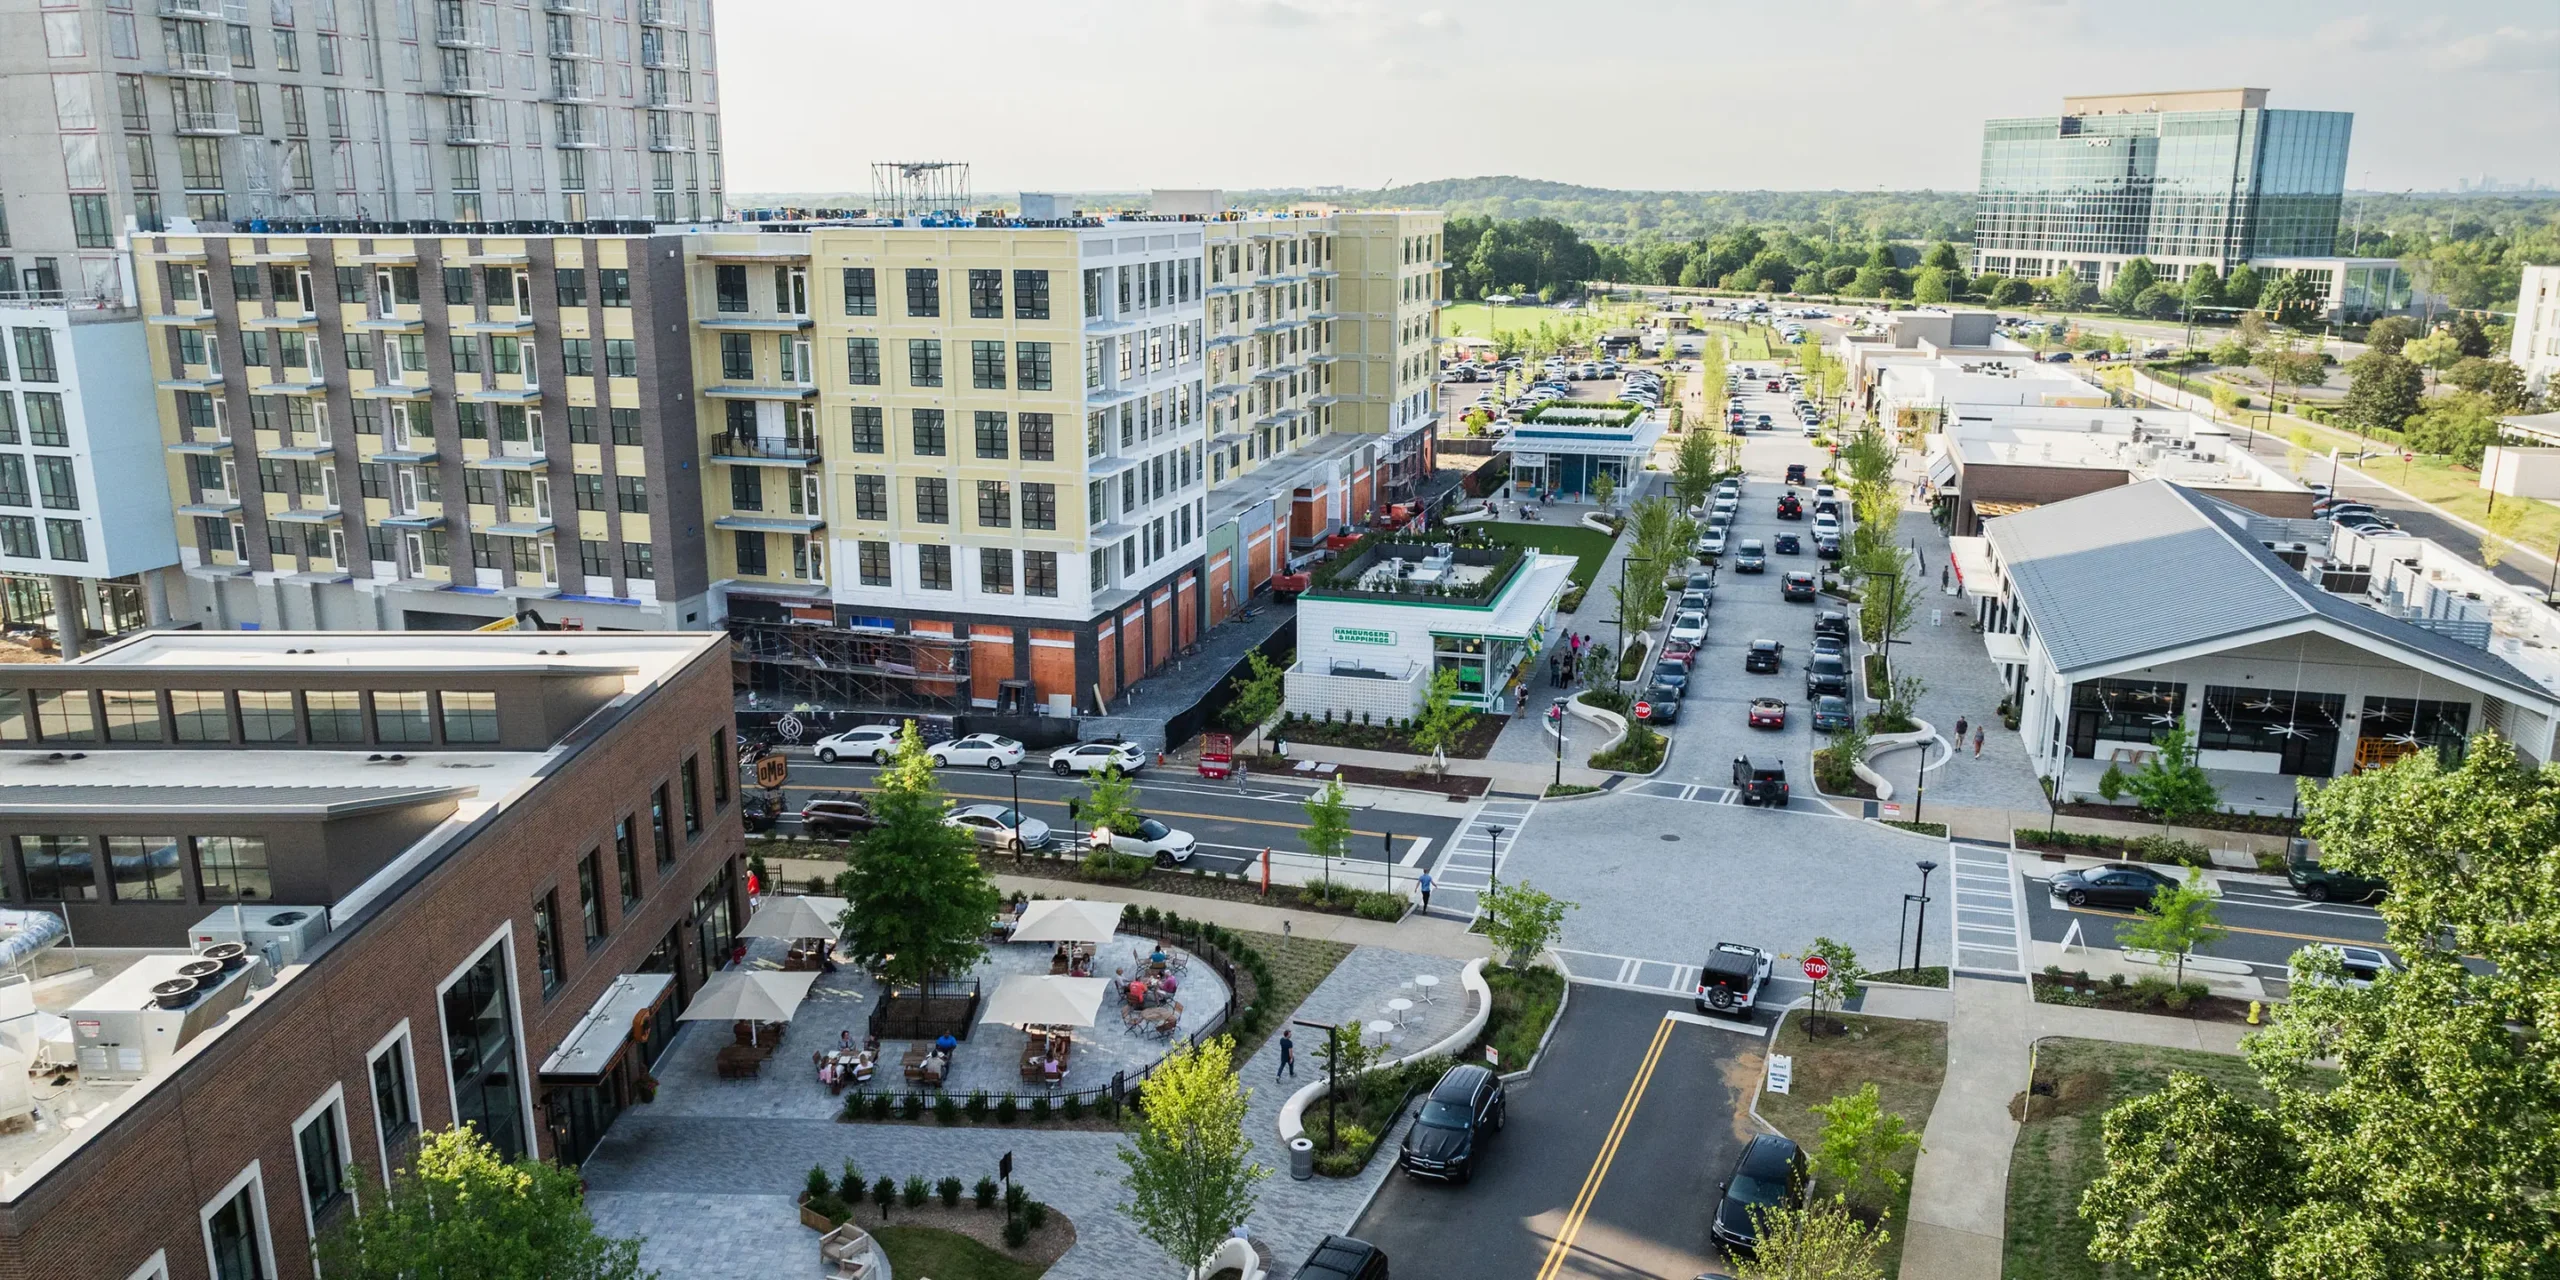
[0,630,743,1280]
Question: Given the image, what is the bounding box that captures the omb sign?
[1801,955,1830,982]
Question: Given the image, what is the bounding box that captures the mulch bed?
[820,1199,1075,1272]
[2029,971,2258,1023]
[1268,713,1508,760]
[2042,799,2302,836]
[980,856,1403,921]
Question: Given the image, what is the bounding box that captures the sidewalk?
[988,874,1498,962]
[1899,976,2251,1280]
[1274,737,1611,793]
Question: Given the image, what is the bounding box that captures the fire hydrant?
[2248,1000,2263,1025]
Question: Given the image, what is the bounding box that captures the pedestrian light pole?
[1912,859,1940,970]
[1550,696,1569,792]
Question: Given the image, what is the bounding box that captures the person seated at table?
[935,1031,957,1054]
[1149,946,1168,967]
[1126,979,1149,1008]
[839,1029,855,1051]
[1159,972,1178,997]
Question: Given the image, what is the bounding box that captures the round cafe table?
[1387,998,1415,1026]
[1412,974,1440,1004]
[1364,1019,1396,1048]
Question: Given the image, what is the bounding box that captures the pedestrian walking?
[1973,726,1986,758]
[1953,715,1968,745]
[1941,564,1951,592]
[1276,1028,1297,1079]
[1548,655,1561,687]
[1418,871,1434,913]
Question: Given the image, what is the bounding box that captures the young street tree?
[2083,735,2560,1280]
[1478,878,1576,969]
[1300,778,1354,895]
[1733,1198,1888,1280]
[2126,726,2220,833]
[1673,428,1721,512]
[839,720,1003,989]
[1115,1036,1269,1280]
[1408,666,1476,771]
[318,1127,650,1280]
[2113,869,2225,985]
[1080,765,1142,843]
[1801,934,1865,1031]
[1223,649,1287,752]
[1810,1082,1921,1216]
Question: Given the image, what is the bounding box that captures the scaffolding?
[728,619,972,710]
[870,161,972,218]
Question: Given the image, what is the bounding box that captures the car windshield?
[989,809,1024,826]
[1419,1099,1473,1129]
[1729,1171,1788,1205]
[1137,818,1170,839]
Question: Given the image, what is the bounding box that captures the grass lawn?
[1753,1012,1948,1278]
[1224,927,1353,1064]
[1699,322,1778,363]
[1474,521,1614,588]
[873,1225,1047,1280]
[1442,301,1576,340]
[2004,1039,2269,1280]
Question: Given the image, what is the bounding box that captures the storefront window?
[2200,686,2344,776]
[2357,697,2470,769]
[2066,678,2185,758]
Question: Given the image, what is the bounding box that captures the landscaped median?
[1752,1010,1949,1278]
[1276,958,1492,1178]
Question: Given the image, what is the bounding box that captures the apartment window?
[195,835,271,902]
[714,264,747,312]
[843,336,880,385]
[442,266,472,306]
[569,473,603,512]
[169,690,227,742]
[295,1097,351,1232]
[70,196,113,249]
[614,816,640,908]
[17,835,98,901]
[24,394,65,445]
[12,330,58,382]
[448,334,482,373]
[1015,269,1050,320]
[35,457,77,510]
[969,340,1006,390]
[973,411,1008,460]
[976,480,1011,528]
[915,477,949,524]
[857,540,891,586]
[441,691,499,743]
[598,268,630,307]
[342,333,371,370]
[554,267,587,308]
[733,529,766,575]
[679,755,702,836]
[718,332,752,380]
[841,267,876,316]
[980,546,1014,595]
[598,337,636,378]
[651,783,672,868]
[203,1171,276,1280]
[531,890,563,993]
[1025,550,1059,598]
[102,689,160,742]
[562,338,593,376]
[917,544,952,590]
[616,476,648,512]
[847,405,883,453]
[1016,342,1053,392]
[577,539,608,577]
[1023,482,1057,530]
[611,409,641,445]
[306,690,362,742]
[373,690,431,742]
[578,849,604,944]
[910,408,945,456]
[236,690,293,742]
[0,459,26,509]
[440,941,525,1157]
[967,269,1003,319]
[906,339,942,387]
[368,1034,418,1169]
[1018,412,1056,461]
[710,733,731,807]
[102,835,184,903]
[904,267,939,317]
[623,542,654,580]
[851,474,886,521]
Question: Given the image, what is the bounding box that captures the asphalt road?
[2020,871,2391,987]
[761,753,1462,873]
[1352,983,1762,1279]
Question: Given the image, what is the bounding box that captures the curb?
[1497,949,1575,1083]
[1743,999,1798,1139]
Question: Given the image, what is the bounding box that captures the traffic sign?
[1801,955,1830,981]
[1633,701,1653,720]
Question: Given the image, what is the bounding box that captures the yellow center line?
[1535,1015,1674,1280]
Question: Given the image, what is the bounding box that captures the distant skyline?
[717,0,2557,197]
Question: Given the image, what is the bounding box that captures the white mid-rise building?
[2513,264,2560,395]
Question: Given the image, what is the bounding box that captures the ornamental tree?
[1114,1036,1268,1279]
[838,720,1002,989]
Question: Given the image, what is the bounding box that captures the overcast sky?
[716,0,2559,196]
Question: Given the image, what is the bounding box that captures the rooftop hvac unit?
[190,905,330,972]
[64,950,270,1082]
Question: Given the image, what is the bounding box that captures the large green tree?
[838,721,1002,988]
[1810,1081,1920,1215]
[1115,1036,1268,1279]
[1223,648,1287,751]
[1478,878,1575,969]
[318,1127,651,1280]
[2183,264,2226,308]
[2082,735,2560,1280]
[2222,263,2264,310]
[1734,1198,1888,1280]
[2259,272,2324,326]
[2340,350,2424,438]
[1408,666,1476,767]
[1300,778,1354,892]
[2363,315,2417,355]
[2114,869,2226,985]
[2125,726,2219,832]
[2106,257,2160,313]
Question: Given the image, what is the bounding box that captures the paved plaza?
[1886,509,2054,814]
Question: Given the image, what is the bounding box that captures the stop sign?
[1633,701,1653,720]
[1802,955,1830,981]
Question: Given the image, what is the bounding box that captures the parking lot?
[1352,983,1765,1279]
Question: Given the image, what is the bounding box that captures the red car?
[1748,697,1788,729]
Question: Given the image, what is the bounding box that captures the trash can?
[1289,1137,1315,1181]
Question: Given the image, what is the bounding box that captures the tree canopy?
[1114,1036,1267,1279]
[318,1127,651,1280]
[838,721,1002,988]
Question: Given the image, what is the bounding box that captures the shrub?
[936,1176,963,1207]
[1337,1121,1378,1154]
[2129,975,2175,1006]
[901,1092,924,1120]
[1313,1149,1360,1177]
[840,1091,864,1121]
[1022,1200,1049,1230]
[933,1094,959,1125]
[838,1160,864,1202]
[2098,763,2128,802]
[1140,905,1163,928]
[1002,1216,1030,1249]
[870,1092,893,1121]
[996,1093,1019,1124]
[1029,1095,1051,1122]
[2129,834,2210,866]
[1079,848,1151,882]
[871,1176,898,1210]
[2105,972,2129,992]
[903,1176,929,1208]
[965,1090,990,1121]
[805,1164,833,1200]
[1061,1094,1083,1121]
[1353,890,1406,921]
[974,1176,998,1209]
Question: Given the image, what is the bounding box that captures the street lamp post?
[1486,825,1504,894]
[1913,859,1940,970]
[1292,1018,1342,1150]
[1551,697,1568,793]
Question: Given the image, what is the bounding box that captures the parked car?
[811,723,902,764]
[1756,413,1773,429]
[1805,653,1850,697]
[1773,532,1802,555]
[1748,697,1788,729]
[799,793,880,836]
[2285,842,2386,903]
[1637,682,1683,724]
[1049,739,1148,775]
[1782,571,1817,602]
[1695,940,1775,1013]
[927,733,1027,770]
[1091,815,1196,865]
[1814,611,1852,642]
[1731,755,1789,807]
[1676,590,1712,615]
[1811,694,1855,731]
[945,803,1052,853]
[2047,862,2180,908]
[1711,1134,1808,1253]
[1733,539,1768,573]
[1294,1237,1390,1280]
[2287,943,2400,990]
[1398,1063,1507,1183]
[738,791,779,833]
[1669,610,1710,646]
[1814,535,1843,561]
[1651,651,1694,694]
[1810,632,1847,659]
[1745,638,1785,673]
[1776,493,1803,520]
[1698,529,1729,558]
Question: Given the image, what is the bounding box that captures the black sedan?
[1773,532,1801,555]
[1636,682,1683,724]
[1811,694,1855,731]
[1744,639,1784,673]
[1712,1134,1806,1254]
[2048,862,2181,909]
[1781,572,1817,602]
[1815,536,1843,561]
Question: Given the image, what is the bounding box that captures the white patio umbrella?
[677,970,821,1044]
[1008,898,1126,945]
[977,975,1109,1030]
[738,895,847,941]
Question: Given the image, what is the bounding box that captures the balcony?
[434,19,490,47]
[641,47,687,70]
[543,0,596,12]
[709,431,821,464]
[434,71,491,96]
[646,130,678,152]
[642,82,673,107]
[543,77,598,103]
[445,125,499,145]
[174,109,240,136]
[547,33,599,59]
[553,128,602,149]
[147,47,232,78]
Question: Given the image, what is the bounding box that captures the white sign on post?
[1767,1053,1793,1095]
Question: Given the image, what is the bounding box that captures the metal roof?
[0,783,475,817]
[1983,480,2554,704]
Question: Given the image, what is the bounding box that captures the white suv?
[811,724,902,764]
[1049,739,1148,776]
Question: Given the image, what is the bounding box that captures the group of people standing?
[1547,631,1589,688]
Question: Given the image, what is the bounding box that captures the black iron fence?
[866,977,982,1042]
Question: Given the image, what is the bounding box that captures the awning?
[1983,630,2029,666]
[459,386,542,403]
[677,970,819,1030]
[1926,449,1959,489]
[1947,535,2000,599]
[177,501,242,516]
[268,508,341,524]
[537,973,673,1084]
[463,454,549,470]
[485,520,555,537]
[978,975,1108,1030]
[712,514,823,534]
[378,514,442,528]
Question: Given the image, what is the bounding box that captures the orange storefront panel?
[1207,554,1234,626]
[1029,629,1077,710]
[970,626,1016,703]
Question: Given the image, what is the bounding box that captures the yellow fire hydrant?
[2248,1000,2263,1025]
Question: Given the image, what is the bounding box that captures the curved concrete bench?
[1443,507,1495,525]
[1277,958,1491,1145]
[1199,1237,1263,1280]
[1854,718,1936,802]
[1567,693,1630,757]
[1580,511,1618,534]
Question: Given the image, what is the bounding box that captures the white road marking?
[1399,837,1432,867]
[1664,1010,1769,1037]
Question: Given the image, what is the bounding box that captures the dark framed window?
[532,890,563,993]
[915,477,949,524]
[980,546,1014,595]
[844,337,880,385]
[554,268,587,308]
[442,266,473,305]
[969,339,1006,390]
[904,267,939,318]
[373,691,432,742]
[614,815,640,907]
[611,408,642,445]
[1014,269,1050,320]
[967,269,1003,319]
[1023,482,1057,530]
[195,835,271,901]
[714,264,747,312]
[441,691,499,743]
[911,409,945,456]
[102,689,161,742]
[729,466,763,511]
[1016,341,1053,391]
[841,267,877,316]
[719,332,753,380]
[1018,412,1056,460]
[848,405,884,453]
[579,539,610,577]
[858,540,891,586]
[907,338,942,387]
[2065,678,2187,759]
[973,411,1009,459]
[598,268,630,307]
[16,835,98,901]
[623,542,654,580]
[617,476,649,513]
[918,544,952,591]
[710,732,731,806]
[561,338,593,376]
[853,474,887,521]
[306,690,363,742]
[734,530,766,576]
[235,691,294,742]
[604,338,637,377]
[680,755,702,836]
[976,480,1011,527]
[651,783,673,868]
[1024,550,1059,598]
[578,850,604,945]
[106,836,185,902]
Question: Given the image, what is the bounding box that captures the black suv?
[1695,941,1774,1014]
[1781,571,1817,602]
[1784,463,1809,485]
[1712,1134,1807,1253]
[1773,532,1801,555]
[1744,639,1784,673]
[799,793,880,837]
[1638,682,1683,724]
[1775,493,1803,520]
[2285,838,2387,903]
[1732,755,1789,807]
[1295,1236,1389,1280]
[1813,611,1852,642]
[1399,1064,1506,1183]
[739,792,779,833]
[1805,653,1850,697]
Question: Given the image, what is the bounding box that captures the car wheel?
[1053,761,1073,776]
[1457,1162,1473,1186]
[2303,883,2332,902]
[2066,889,2089,907]
[817,748,838,763]
[872,749,891,765]
[1708,987,1737,1012]
[985,757,1006,770]
[1495,1104,1507,1132]
[1008,837,1026,855]
[1155,851,1175,868]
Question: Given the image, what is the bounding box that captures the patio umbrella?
[977,975,1109,1030]
[738,895,848,941]
[677,970,821,1043]
[1008,899,1126,945]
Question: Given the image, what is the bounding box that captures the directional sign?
[1767,1053,1793,1095]
[1801,955,1831,982]
[1633,701,1653,720]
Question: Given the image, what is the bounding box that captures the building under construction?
[728,618,973,710]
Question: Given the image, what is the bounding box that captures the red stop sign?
[1802,955,1830,981]
[1633,701,1653,720]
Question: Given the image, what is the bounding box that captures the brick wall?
[0,646,743,1280]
